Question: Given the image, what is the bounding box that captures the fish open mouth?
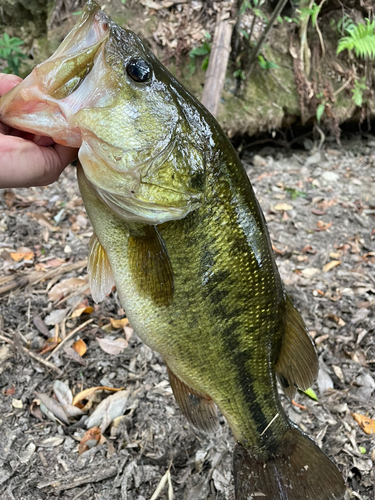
[0,0,110,147]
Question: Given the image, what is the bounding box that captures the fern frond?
[337,19,375,59]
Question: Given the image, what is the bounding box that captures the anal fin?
[276,295,318,399]
[87,234,114,303]
[166,365,218,433]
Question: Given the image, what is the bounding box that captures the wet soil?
[0,137,374,500]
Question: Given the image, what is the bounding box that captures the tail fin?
[233,426,345,500]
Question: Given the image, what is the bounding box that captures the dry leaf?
[110,317,129,329]
[352,413,375,435]
[48,277,89,301]
[85,389,130,432]
[73,339,87,356]
[72,386,125,406]
[78,427,102,455]
[274,203,293,211]
[97,336,128,355]
[322,260,341,273]
[10,248,34,261]
[36,393,69,424]
[44,308,70,325]
[71,306,94,318]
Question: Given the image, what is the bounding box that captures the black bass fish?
[0,3,345,498]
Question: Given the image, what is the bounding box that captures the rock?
[321,171,340,182]
[252,155,267,167]
[305,152,322,167]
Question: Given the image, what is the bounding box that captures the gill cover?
[0,0,206,224]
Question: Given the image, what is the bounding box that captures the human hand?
[0,73,78,189]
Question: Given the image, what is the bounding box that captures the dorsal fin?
[166,365,218,433]
[275,295,318,399]
[87,234,114,303]
[128,225,174,307]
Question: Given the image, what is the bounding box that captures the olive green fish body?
[79,143,289,452]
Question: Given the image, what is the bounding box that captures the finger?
[33,135,55,147]
[0,74,22,96]
[0,134,78,188]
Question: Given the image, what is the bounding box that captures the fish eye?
[126,59,151,83]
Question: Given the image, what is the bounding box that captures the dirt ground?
[0,136,374,500]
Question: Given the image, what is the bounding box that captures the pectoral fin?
[275,296,318,399]
[166,365,218,433]
[87,233,114,303]
[128,226,174,307]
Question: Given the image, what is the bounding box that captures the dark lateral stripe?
[221,323,274,445]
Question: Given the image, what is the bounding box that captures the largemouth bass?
[0,3,345,498]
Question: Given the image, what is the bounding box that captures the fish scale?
[0,2,345,497]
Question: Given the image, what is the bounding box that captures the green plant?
[240,0,267,20]
[233,68,246,80]
[351,77,367,106]
[188,32,211,73]
[257,54,279,70]
[315,91,326,122]
[0,33,27,76]
[337,19,375,59]
[284,187,307,200]
[336,14,354,35]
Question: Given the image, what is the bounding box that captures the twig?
[333,76,353,96]
[247,0,289,79]
[315,0,327,57]
[0,334,63,376]
[45,318,94,360]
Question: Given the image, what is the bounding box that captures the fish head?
[0,0,206,223]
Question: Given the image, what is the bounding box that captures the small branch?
[201,10,234,116]
[45,318,94,360]
[247,0,289,79]
[0,334,63,376]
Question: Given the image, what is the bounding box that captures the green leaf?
[201,55,209,71]
[189,46,210,57]
[72,10,82,15]
[359,446,366,454]
[240,29,250,40]
[302,387,318,401]
[316,103,325,122]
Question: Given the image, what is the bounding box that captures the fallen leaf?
[38,436,65,447]
[78,427,102,455]
[72,386,125,406]
[63,346,86,366]
[4,387,15,396]
[12,398,23,409]
[44,308,70,326]
[97,336,128,355]
[53,380,73,407]
[315,221,332,231]
[48,278,89,301]
[71,306,94,318]
[352,413,375,435]
[73,339,87,356]
[10,248,34,261]
[36,393,69,424]
[322,260,341,273]
[110,317,129,329]
[302,387,318,401]
[85,390,131,432]
[274,203,293,211]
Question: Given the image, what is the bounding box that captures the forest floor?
[0,136,374,500]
